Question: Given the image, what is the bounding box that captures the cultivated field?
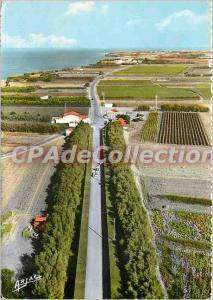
[157,112,210,146]
[97,85,198,100]
[114,64,188,76]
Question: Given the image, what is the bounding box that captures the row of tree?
[105,121,164,299]
[32,122,91,298]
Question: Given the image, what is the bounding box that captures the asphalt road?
[84,75,104,299]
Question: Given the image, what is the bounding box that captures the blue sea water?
[1,49,107,79]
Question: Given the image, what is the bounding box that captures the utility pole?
[113,218,116,241]
[155,94,158,111]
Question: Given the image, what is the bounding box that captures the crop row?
[157,112,210,146]
[141,112,158,142]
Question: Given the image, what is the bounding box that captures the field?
[99,79,152,85]
[141,112,158,142]
[97,85,198,100]
[157,112,210,146]
[196,85,212,99]
[151,209,211,299]
[114,64,188,76]
[1,94,90,106]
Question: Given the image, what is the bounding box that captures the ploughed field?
[141,112,210,146]
[157,112,210,146]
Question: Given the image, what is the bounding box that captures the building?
[52,111,90,128]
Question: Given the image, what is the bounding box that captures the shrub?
[161,194,211,206]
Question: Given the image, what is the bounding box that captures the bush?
[136,104,150,111]
[105,121,164,299]
[1,122,67,134]
[162,194,211,206]
[160,103,209,112]
[1,269,24,298]
[33,122,91,299]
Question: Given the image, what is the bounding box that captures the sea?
[1,47,209,80]
[1,49,108,79]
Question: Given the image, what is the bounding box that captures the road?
[84,75,104,299]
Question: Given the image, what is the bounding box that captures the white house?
[52,111,90,128]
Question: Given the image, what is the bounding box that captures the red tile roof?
[118,118,128,127]
[64,111,81,117]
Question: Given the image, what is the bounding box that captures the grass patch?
[174,211,211,241]
[74,129,93,299]
[22,228,32,239]
[97,85,198,100]
[162,235,211,250]
[1,223,12,238]
[1,211,13,225]
[159,243,211,299]
[161,194,211,206]
[169,221,195,239]
[115,64,187,76]
[141,112,158,142]
[152,210,164,232]
[104,166,122,299]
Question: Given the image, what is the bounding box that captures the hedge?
[1,94,90,106]
[1,112,51,122]
[160,103,209,112]
[33,122,91,299]
[105,121,164,299]
[136,104,150,111]
[1,121,67,134]
[2,86,36,92]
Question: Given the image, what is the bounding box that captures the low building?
[52,111,90,127]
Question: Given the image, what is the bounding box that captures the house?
[33,215,47,228]
[52,111,90,127]
[118,117,128,127]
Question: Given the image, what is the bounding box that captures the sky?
[1,0,212,50]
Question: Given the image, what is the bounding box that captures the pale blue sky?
[2,0,211,50]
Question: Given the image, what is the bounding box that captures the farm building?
[52,111,90,127]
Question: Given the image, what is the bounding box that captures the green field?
[115,64,187,76]
[196,85,212,99]
[97,85,198,100]
[99,79,152,85]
